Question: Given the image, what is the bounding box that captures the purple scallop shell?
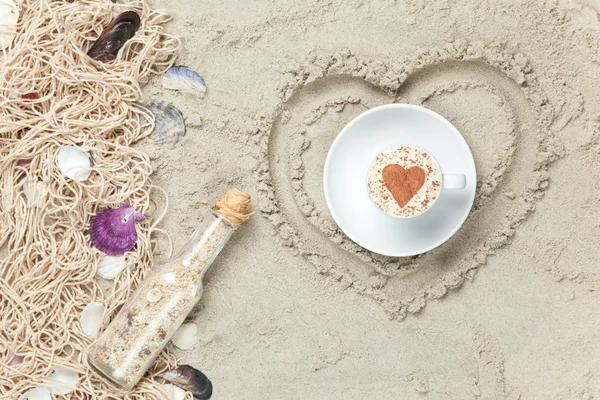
[90,204,145,256]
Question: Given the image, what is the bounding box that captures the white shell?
[162,383,186,400]
[57,146,93,181]
[48,366,78,395]
[0,0,19,51]
[146,288,162,302]
[171,322,198,350]
[80,302,105,339]
[19,387,51,400]
[24,178,49,208]
[96,255,127,280]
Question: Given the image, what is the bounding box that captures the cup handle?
[442,174,466,190]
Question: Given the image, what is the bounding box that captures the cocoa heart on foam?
[381,164,426,208]
[256,44,560,319]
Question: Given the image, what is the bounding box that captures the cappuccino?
[367,145,442,218]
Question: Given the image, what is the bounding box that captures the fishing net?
[0,0,184,398]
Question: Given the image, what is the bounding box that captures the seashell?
[163,66,206,95]
[171,322,198,350]
[24,178,49,208]
[149,101,186,149]
[163,365,213,400]
[146,288,162,302]
[48,366,78,395]
[19,387,51,400]
[0,0,19,51]
[57,146,93,181]
[80,302,105,339]
[90,204,145,256]
[162,384,187,400]
[96,254,127,280]
[87,11,141,62]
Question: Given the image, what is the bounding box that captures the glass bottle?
[87,189,252,391]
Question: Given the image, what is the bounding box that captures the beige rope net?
[0,0,185,398]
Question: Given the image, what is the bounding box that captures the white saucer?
[323,104,477,257]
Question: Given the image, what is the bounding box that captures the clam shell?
[149,101,186,149]
[163,365,213,400]
[162,384,187,400]
[163,66,206,95]
[0,0,19,51]
[146,288,162,302]
[48,366,78,395]
[57,146,93,181]
[87,11,141,62]
[96,254,127,280]
[171,322,198,350]
[19,387,51,400]
[80,302,105,339]
[24,178,49,208]
[89,204,145,256]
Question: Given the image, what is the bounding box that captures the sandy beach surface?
[138,0,600,398]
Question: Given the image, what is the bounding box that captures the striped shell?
[163,66,206,95]
[171,322,198,350]
[96,255,127,280]
[149,101,186,149]
[0,0,19,51]
[89,204,145,256]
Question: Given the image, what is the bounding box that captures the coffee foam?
[367,145,442,218]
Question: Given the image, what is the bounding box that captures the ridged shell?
[163,66,206,95]
[149,101,186,149]
[89,204,145,256]
[96,254,127,280]
[171,322,198,350]
[87,11,141,62]
[57,146,93,182]
[80,302,105,339]
[19,387,51,400]
[0,0,19,51]
[48,367,78,395]
[163,365,213,400]
[162,384,186,400]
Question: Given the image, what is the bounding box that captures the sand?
[136,0,598,397]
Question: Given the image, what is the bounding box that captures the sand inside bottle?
[88,212,234,389]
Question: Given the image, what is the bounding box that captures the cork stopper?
[211,188,254,227]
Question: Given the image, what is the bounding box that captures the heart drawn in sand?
[382,164,426,208]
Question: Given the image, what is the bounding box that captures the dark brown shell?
[87,11,141,62]
[162,365,213,400]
